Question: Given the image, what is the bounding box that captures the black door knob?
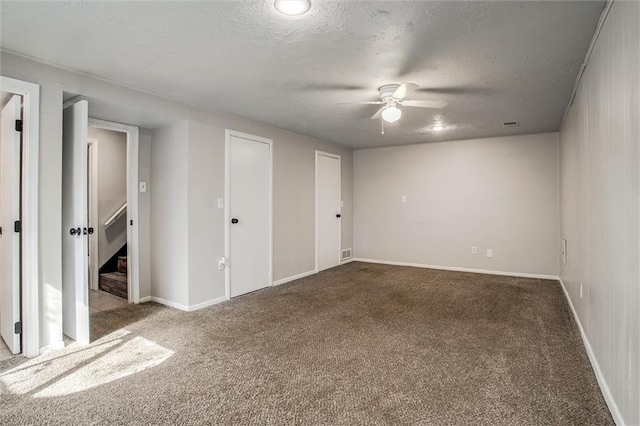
[231,218,239,224]
[336,214,341,218]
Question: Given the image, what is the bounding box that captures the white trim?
[87,138,99,291]
[147,295,229,312]
[39,340,65,354]
[148,297,188,312]
[224,129,274,299]
[558,278,624,425]
[352,258,559,280]
[186,296,229,312]
[340,258,354,265]
[273,270,316,286]
[88,118,140,304]
[315,150,342,273]
[0,76,40,358]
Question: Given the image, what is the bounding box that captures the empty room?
[0,1,638,425]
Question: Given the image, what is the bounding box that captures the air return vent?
[341,248,352,261]
[502,121,519,128]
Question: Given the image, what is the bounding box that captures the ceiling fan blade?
[370,106,386,120]
[334,101,384,105]
[402,99,448,109]
[393,82,419,99]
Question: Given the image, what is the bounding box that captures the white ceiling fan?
[336,82,447,124]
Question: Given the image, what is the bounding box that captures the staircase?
[99,256,128,299]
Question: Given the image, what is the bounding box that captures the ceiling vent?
[502,121,520,128]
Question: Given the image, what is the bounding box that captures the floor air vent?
[341,248,352,261]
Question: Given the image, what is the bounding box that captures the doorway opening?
[87,127,129,315]
[62,98,139,345]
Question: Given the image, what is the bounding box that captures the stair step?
[117,256,127,274]
[99,272,127,299]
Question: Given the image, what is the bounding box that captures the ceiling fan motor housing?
[378,84,401,101]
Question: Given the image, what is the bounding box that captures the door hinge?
[0,226,2,235]
[15,119,23,132]
[14,220,21,233]
[14,322,22,334]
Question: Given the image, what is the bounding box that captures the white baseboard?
[138,296,151,303]
[187,295,228,312]
[353,258,559,280]
[147,295,228,312]
[340,258,354,265]
[40,340,65,355]
[558,278,624,425]
[273,269,316,286]
[148,296,189,311]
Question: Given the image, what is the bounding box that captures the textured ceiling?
[1,1,604,148]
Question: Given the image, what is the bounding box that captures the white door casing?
[225,131,272,298]
[87,138,99,291]
[0,95,22,354]
[88,118,140,304]
[62,100,90,344]
[316,151,341,272]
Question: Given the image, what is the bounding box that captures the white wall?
[138,130,152,300]
[559,2,639,424]
[354,133,559,277]
[151,119,353,309]
[0,49,353,344]
[88,127,127,267]
[186,121,225,305]
[150,122,189,307]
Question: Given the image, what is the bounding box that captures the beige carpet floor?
[0,262,613,425]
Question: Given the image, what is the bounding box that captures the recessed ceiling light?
[274,0,311,16]
[431,125,446,131]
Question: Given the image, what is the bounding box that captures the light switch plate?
[139,182,147,192]
[217,198,224,209]
[486,249,493,258]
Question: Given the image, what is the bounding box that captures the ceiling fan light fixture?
[274,0,311,16]
[382,106,402,123]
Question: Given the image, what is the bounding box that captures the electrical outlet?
[486,249,493,258]
[471,246,478,255]
[401,195,407,203]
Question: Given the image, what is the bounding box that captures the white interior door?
[1,95,22,354]
[316,152,341,272]
[62,100,90,344]
[228,134,271,298]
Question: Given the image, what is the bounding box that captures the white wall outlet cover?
[217,198,224,209]
[401,195,407,203]
[139,182,147,192]
[471,246,478,255]
[486,249,493,258]
[341,200,344,208]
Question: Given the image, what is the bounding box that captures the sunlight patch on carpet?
[0,330,173,397]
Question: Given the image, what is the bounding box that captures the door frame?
[88,119,140,304]
[0,76,40,358]
[224,129,273,299]
[87,138,99,291]
[315,150,341,273]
